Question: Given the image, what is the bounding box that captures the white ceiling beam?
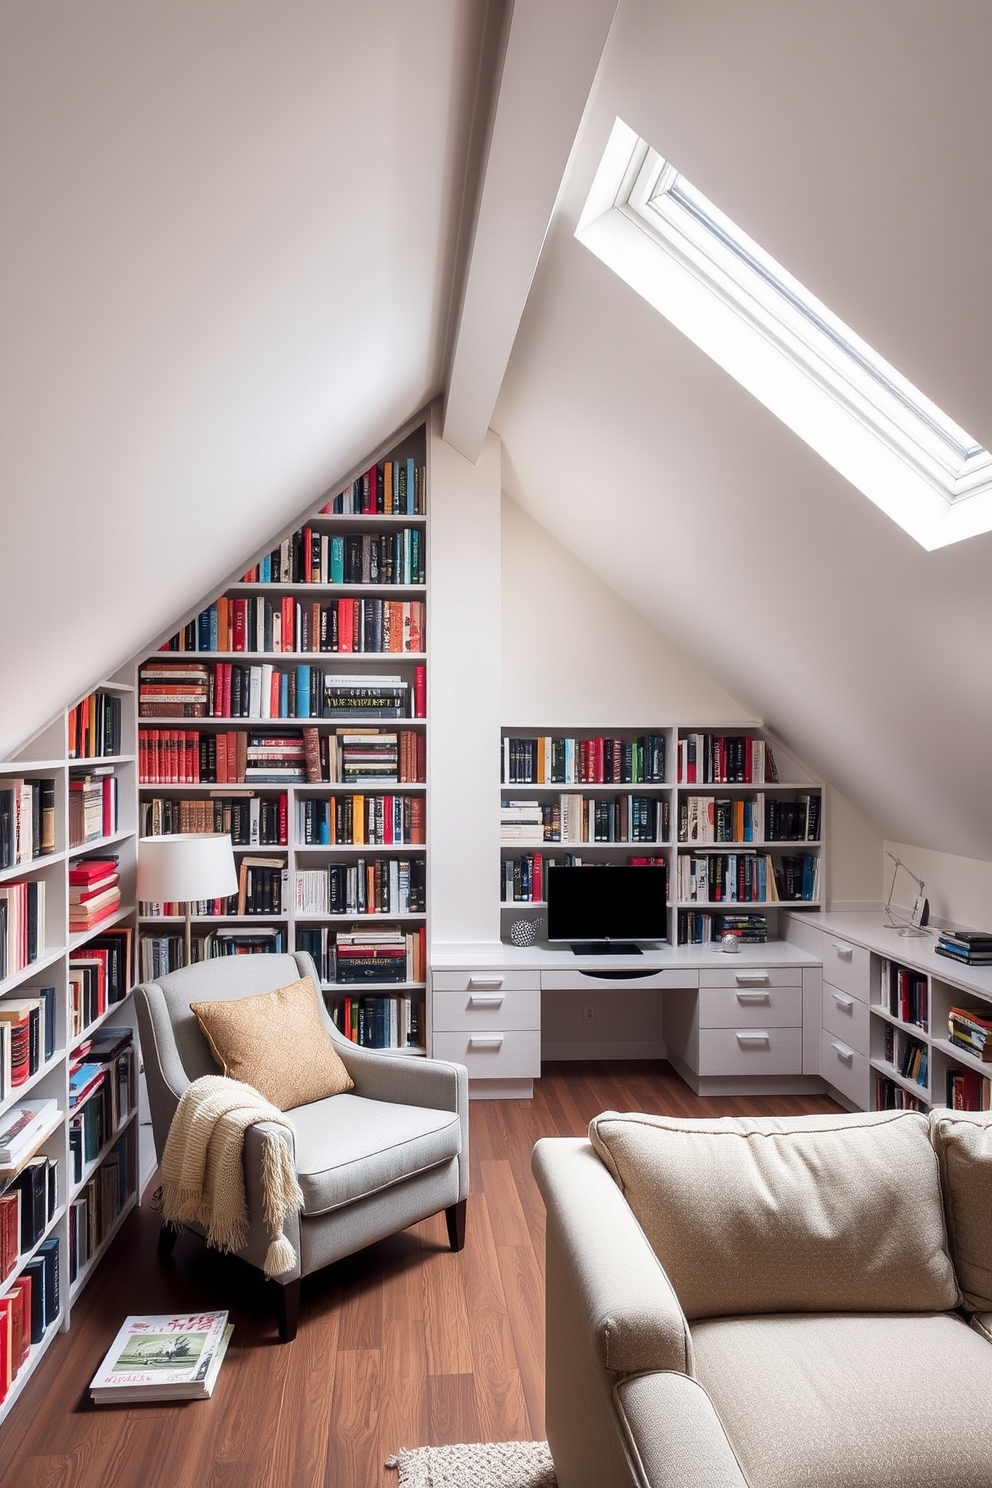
[442,0,618,463]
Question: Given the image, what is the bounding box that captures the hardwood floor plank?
[0,1062,843,1488]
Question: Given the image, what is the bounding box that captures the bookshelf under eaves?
[500,723,823,945]
[133,420,430,1058]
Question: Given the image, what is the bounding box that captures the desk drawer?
[821,981,870,1055]
[698,986,802,1029]
[697,1027,803,1076]
[541,968,695,992]
[699,967,803,991]
[820,938,870,1003]
[432,970,537,993]
[432,986,540,1032]
[431,1029,541,1079]
[820,1028,870,1108]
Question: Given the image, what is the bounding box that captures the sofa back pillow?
[930,1110,992,1311]
[589,1109,959,1319]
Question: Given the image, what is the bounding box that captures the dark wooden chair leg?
[276,1278,300,1343]
[445,1198,467,1252]
[157,1223,178,1259]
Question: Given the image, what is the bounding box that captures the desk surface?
[430,939,821,973]
[787,909,992,1000]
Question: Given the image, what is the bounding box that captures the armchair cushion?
[291,1093,462,1216]
[190,975,354,1110]
[930,1110,992,1311]
[691,1311,992,1488]
[589,1109,959,1319]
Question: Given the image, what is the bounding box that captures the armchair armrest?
[242,1120,302,1281]
[533,1138,692,1376]
[614,1372,749,1488]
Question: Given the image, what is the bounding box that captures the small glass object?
[720,929,741,954]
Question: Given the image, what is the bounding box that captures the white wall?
[884,841,992,932]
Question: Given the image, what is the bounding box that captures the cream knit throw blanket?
[161,1075,304,1279]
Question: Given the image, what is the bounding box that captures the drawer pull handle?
[469,994,504,1008]
[831,1040,854,1062]
[831,992,854,1010]
[832,944,854,959]
[736,1032,770,1044]
[735,972,770,985]
[468,1036,504,1050]
[736,991,770,1005]
[468,977,504,989]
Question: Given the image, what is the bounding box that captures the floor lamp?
[137,833,239,967]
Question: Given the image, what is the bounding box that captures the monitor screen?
[546,864,668,947]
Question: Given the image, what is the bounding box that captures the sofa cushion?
[929,1110,992,1310]
[588,1109,959,1318]
[691,1312,992,1488]
[190,975,354,1111]
[290,1093,461,1215]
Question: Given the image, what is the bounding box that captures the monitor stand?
[571,941,642,956]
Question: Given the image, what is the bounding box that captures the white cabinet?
[430,970,541,1093]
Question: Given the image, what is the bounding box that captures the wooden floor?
[0,1062,841,1488]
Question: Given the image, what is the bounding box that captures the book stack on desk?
[936,930,992,966]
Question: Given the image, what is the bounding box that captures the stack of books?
[340,731,400,784]
[322,674,409,720]
[500,802,544,845]
[334,929,411,984]
[69,857,120,933]
[936,930,992,966]
[139,662,210,718]
[90,1311,232,1405]
[68,768,118,847]
[0,779,56,867]
[948,1007,992,1062]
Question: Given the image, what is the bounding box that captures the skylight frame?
[575,119,992,549]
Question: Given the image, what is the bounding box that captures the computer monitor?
[545,863,668,954]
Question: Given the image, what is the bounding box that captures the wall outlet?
[583,1003,595,1024]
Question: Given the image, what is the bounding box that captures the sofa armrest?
[614,1372,749,1488]
[532,1137,692,1376]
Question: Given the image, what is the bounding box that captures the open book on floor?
[89,1310,232,1404]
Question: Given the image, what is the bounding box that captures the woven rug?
[386,1441,556,1487]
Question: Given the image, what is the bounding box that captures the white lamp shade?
[137,834,239,903]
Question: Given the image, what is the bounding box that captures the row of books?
[141,794,288,846]
[676,734,778,785]
[242,526,425,586]
[678,793,820,844]
[69,769,118,848]
[0,989,56,1094]
[323,457,425,516]
[874,1076,926,1113]
[69,1133,130,1284]
[141,856,286,919]
[935,928,992,966]
[883,1025,928,1087]
[500,854,666,904]
[296,927,426,985]
[68,928,132,1039]
[677,911,769,945]
[0,779,56,869]
[502,735,667,786]
[69,856,120,935]
[500,795,669,846]
[295,794,426,847]
[0,881,44,984]
[139,928,285,980]
[139,711,425,787]
[69,1030,134,1183]
[947,1006,992,1063]
[68,691,123,761]
[946,1067,991,1110]
[330,993,424,1049]
[676,852,820,904]
[880,960,928,1030]
[295,859,426,916]
[90,1309,232,1405]
[0,1164,58,1286]
[0,1237,59,1403]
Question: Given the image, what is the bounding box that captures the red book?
[278,794,288,845]
[0,1301,11,1400]
[281,598,294,654]
[270,671,280,719]
[69,857,117,885]
[413,666,426,719]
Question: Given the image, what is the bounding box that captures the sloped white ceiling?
[0,0,486,758]
[493,0,992,862]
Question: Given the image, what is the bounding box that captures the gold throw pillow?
[190,976,354,1110]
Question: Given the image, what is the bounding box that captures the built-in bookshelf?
[0,682,139,1423]
[500,724,823,945]
[134,424,430,1055]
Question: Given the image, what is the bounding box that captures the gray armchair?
[134,951,468,1341]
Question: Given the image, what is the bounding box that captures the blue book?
[209,603,218,651]
[330,537,345,583]
[406,457,415,514]
[296,666,310,719]
[197,607,211,652]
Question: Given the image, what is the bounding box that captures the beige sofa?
[532,1109,992,1488]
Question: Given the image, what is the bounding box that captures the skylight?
[575,119,992,550]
